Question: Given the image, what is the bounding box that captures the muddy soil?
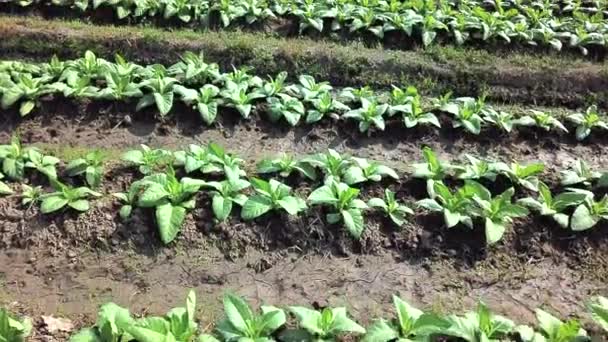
[1,104,608,340]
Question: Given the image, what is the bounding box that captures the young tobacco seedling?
[205,143,247,181]
[125,290,198,342]
[518,182,587,228]
[175,84,222,125]
[470,185,529,244]
[446,302,515,342]
[442,97,485,135]
[560,159,601,187]
[203,178,250,222]
[66,150,105,188]
[483,108,521,133]
[215,293,286,341]
[266,94,305,126]
[401,95,440,128]
[566,105,608,141]
[256,154,318,181]
[339,86,375,104]
[0,135,27,180]
[285,306,366,341]
[516,309,587,342]
[412,147,461,194]
[0,73,54,116]
[308,181,368,238]
[588,296,608,332]
[416,181,476,229]
[0,308,32,342]
[21,184,43,207]
[342,97,389,133]
[343,157,399,185]
[254,71,288,97]
[112,179,148,220]
[137,169,205,244]
[456,154,500,182]
[136,72,179,117]
[69,302,134,342]
[307,92,349,124]
[40,179,101,214]
[122,144,173,175]
[494,161,545,192]
[241,178,307,220]
[0,172,12,195]
[24,149,60,179]
[303,149,352,184]
[175,144,246,181]
[287,75,333,102]
[387,85,419,116]
[363,295,449,342]
[220,81,265,119]
[570,191,608,231]
[368,189,414,227]
[517,110,568,133]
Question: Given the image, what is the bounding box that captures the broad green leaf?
[212,195,232,221]
[155,203,186,244]
[342,208,364,239]
[571,204,600,231]
[241,195,273,220]
[485,218,506,245]
[41,196,68,213]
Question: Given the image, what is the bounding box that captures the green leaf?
[241,195,273,220]
[485,218,506,245]
[588,296,608,332]
[212,195,232,221]
[41,195,68,213]
[223,294,253,335]
[361,320,397,342]
[119,205,132,220]
[139,184,169,207]
[342,208,364,239]
[277,196,306,216]
[0,181,13,195]
[155,203,186,244]
[289,307,323,336]
[68,199,90,212]
[571,204,600,231]
[154,91,174,116]
[308,185,336,204]
[19,100,36,116]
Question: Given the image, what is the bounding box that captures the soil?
[1,102,608,340]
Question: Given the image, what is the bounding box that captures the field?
[1,0,608,341]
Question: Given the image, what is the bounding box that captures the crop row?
[3,0,608,54]
[2,52,607,141]
[2,137,608,245]
[3,289,608,341]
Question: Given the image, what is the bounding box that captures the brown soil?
[1,103,608,340]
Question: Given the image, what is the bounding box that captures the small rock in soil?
[67,251,77,259]
[41,315,74,333]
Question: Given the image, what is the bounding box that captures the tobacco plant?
[0,136,27,180]
[588,296,608,332]
[517,110,569,133]
[304,149,352,184]
[254,71,288,97]
[494,161,545,192]
[286,306,366,341]
[241,178,307,220]
[215,293,286,341]
[343,157,398,185]
[66,150,105,188]
[22,148,59,179]
[0,73,54,116]
[442,97,485,135]
[307,92,349,124]
[175,84,222,125]
[363,295,449,342]
[308,181,368,238]
[256,154,317,181]
[518,182,587,228]
[220,80,265,118]
[203,178,250,221]
[470,185,529,244]
[570,191,608,231]
[0,173,12,195]
[566,105,608,141]
[516,309,587,342]
[266,94,305,126]
[416,181,475,229]
[401,94,440,128]
[456,154,500,182]
[287,75,332,102]
[122,144,173,175]
[0,309,32,342]
[412,147,461,193]
[446,302,515,342]
[136,71,179,116]
[560,159,601,187]
[342,97,389,133]
[368,189,414,227]
[40,179,101,214]
[136,169,205,243]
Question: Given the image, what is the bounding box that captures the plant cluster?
[6,0,608,54]
[3,291,608,342]
[1,53,605,141]
[3,139,608,245]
